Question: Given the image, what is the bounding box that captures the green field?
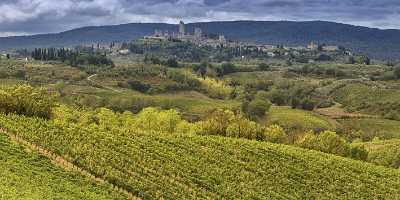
[339,118,400,139]
[0,133,127,200]
[1,113,399,199]
[266,106,338,133]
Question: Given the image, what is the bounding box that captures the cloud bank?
[0,0,399,36]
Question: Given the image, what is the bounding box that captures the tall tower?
[179,21,185,36]
[194,27,202,39]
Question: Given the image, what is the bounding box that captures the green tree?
[347,56,356,64]
[258,63,270,71]
[356,55,371,65]
[393,65,400,79]
[247,99,272,118]
[166,58,179,68]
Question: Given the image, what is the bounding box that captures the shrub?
[226,115,261,140]
[134,107,183,133]
[263,125,288,144]
[301,98,316,111]
[166,58,179,68]
[258,63,270,71]
[394,66,400,79]
[0,85,55,119]
[176,121,199,135]
[297,131,350,157]
[127,80,151,93]
[349,144,369,161]
[247,99,272,118]
[197,109,235,136]
[220,62,236,75]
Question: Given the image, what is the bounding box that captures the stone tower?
[179,21,185,36]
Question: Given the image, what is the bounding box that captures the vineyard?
[0,113,399,199]
[266,106,337,133]
[0,133,127,200]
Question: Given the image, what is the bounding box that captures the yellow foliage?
[134,107,183,133]
[226,115,261,140]
[264,125,288,144]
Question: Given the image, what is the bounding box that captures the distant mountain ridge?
[1,21,400,59]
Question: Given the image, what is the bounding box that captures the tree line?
[31,48,113,67]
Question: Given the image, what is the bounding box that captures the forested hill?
[1,21,400,59]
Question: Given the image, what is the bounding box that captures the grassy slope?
[62,84,239,118]
[339,118,400,139]
[0,114,399,199]
[361,139,400,169]
[0,134,127,200]
[333,83,400,113]
[266,106,337,133]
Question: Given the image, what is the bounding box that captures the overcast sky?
[0,0,399,36]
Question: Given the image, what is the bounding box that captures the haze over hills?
[1,21,400,59]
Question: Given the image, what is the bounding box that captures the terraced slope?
[0,113,399,199]
[0,134,128,200]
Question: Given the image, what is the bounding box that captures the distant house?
[143,36,167,41]
[118,49,130,55]
[307,42,319,50]
[322,45,339,51]
[267,52,276,57]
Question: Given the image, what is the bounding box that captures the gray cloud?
[0,0,399,36]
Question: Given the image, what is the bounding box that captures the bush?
[226,115,261,140]
[247,99,272,118]
[349,144,369,161]
[0,85,55,119]
[134,107,183,133]
[197,109,235,136]
[301,98,316,111]
[394,66,400,79]
[219,62,236,75]
[263,125,288,144]
[166,58,179,68]
[127,80,151,93]
[297,131,350,157]
[258,63,270,71]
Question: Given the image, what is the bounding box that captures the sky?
[0,0,399,36]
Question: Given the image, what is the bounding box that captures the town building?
[179,21,186,36]
[322,45,339,51]
[307,42,319,50]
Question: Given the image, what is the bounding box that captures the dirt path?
[315,102,376,119]
[0,128,139,200]
[87,74,123,93]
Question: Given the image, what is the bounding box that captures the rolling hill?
[1,21,400,59]
[0,113,399,199]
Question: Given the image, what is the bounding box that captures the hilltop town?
[139,21,344,57]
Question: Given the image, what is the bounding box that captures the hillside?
[0,133,127,200]
[1,21,400,59]
[0,113,399,199]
